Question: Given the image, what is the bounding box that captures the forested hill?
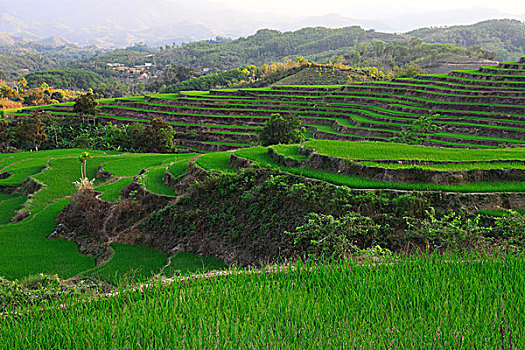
[408,19,525,61]
[1,19,523,88]
[117,19,523,72]
[147,26,405,71]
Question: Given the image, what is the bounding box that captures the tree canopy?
[73,91,98,116]
[258,113,305,147]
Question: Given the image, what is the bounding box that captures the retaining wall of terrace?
[341,86,525,104]
[330,123,398,137]
[479,67,525,76]
[209,90,327,97]
[313,131,388,142]
[197,132,256,142]
[325,96,411,108]
[389,105,525,122]
[499,63,525,70]
[344,83,525,97]
[99,107,266,126]
[429,134,523,147]
[178,140,247,152]
[227,153,255,169]
[421,75,525,88]
[271,86,340,91]
[229,153,525,211]
[393,78,525,91]
[420,100,523,114]
[450,71,525,82]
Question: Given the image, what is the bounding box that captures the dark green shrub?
[287,212,382,258]
[258,113,305,147]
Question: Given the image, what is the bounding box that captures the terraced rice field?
[1,60,524,348]
[21,59,524,152]
[0,150,224,282]
[227,142,525,193]
[2,59,524,282]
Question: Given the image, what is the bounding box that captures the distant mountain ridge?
[0,18,523,80]
[0,0,523,47]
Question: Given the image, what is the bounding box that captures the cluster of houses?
[106,62,156,80]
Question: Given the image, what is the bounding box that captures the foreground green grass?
[2,253,523,348]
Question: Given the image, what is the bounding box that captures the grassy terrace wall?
[220,141,525,212]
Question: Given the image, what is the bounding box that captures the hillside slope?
[408,19,525,61]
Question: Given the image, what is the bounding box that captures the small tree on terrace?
[258,113,305,147]
[73,90,98,124]
[16,114,47,151]
[0,118,9,152]
[129,118,174,153]
[393,116,442,145]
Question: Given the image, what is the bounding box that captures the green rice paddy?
[2,253,524,348]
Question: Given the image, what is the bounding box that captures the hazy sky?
[209,0,525,17]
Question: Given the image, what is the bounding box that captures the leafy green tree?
[73,91,98,124]
[102,122,131,151]
[0,118,9,152]
[393,116,442,145]
[16,114,47,151]
[287,212,383,258]
[129,118,174,153]
[258,113,305,147]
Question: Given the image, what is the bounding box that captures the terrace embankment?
[57,181,173,265]
[59,159,525,267]
[267,148,525,185]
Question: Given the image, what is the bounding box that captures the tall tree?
[16,114,47,151]
[0,118,9,153]
[73,90,98,124]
